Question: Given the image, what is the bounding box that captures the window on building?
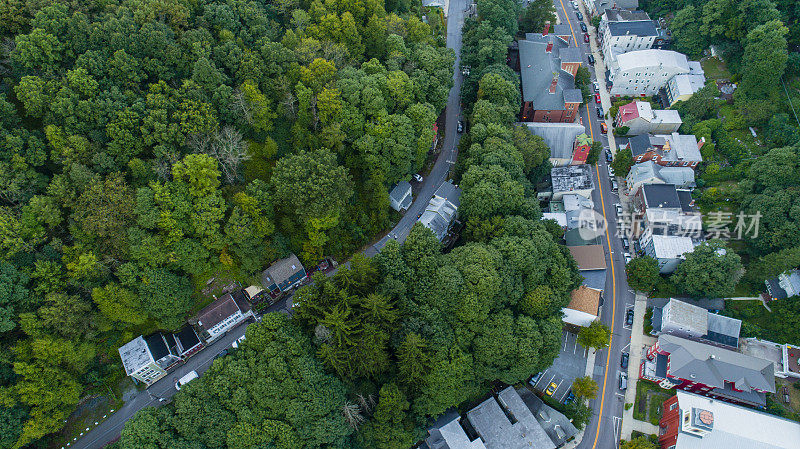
[670,402,678,411]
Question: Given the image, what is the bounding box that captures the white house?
[601,14,659,62]
[389,181,412,212]
[609,50,700,98]
[641,233,695,273]
[418,181,461,241]
[665,62,707,105]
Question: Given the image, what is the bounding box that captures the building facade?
[195,293,253,343]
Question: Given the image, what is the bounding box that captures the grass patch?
[633,380,675,425]
[701,57,732,80]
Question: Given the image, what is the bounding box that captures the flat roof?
[607,20,659,37]
[551,165,593,193]
[647,234,695,259]
[615,49,690,72]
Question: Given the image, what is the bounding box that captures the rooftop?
[659,132,702,162]
[659,334,775,393]
[615,49,689,73]
[568,285,602,316]
[662,168,696,189]
[522,122,586,161]
[516,388,578,446]
[562,193,594,211]
[118,336,152,375]
[467,387,555,449]
[390,181,413,209]
[580,269,607,291]
[646,234,695,259]
[662,298,708,336]
[564,228,602,246]
[262,253,305,287]
[196,293,242,331]
[673,390,800,449]
[642,183,682,209]
[607,20,659,37]
[627,134,665,156]
[604,9,651,21]
[552,165,593,193]
[419,181,462,241]
[594,0,639,14]
[568,245,607,270]
[519,35,581,110]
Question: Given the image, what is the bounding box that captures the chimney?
[543,21,551,36]
[546,41,553,53]
[698,136,706,149]
[549,73,558,94]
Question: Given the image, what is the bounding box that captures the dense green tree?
[621,436,658,449]
[735,20,789,123]
[610,147,633,177]
[673,240,743,298]
[571,376,599,399]
[519,0,557,34]
[577,321,611,350]
[626,256,661,293]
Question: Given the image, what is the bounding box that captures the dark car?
[596,106,604,118]
[580,22,587,32]
[621,352,629,369]
[588,54,595,65]
[529,372,542,387]
[576,11,583,20]
[622,237,630,249]
[606,148,613,162]
[564,390,576,404]
[625,309,634,326]
[457,120,464,133]
[214,349,229,359]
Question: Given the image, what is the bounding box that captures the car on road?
[610,178,618,191]
[621,352,629,369]
[576,11,583,20]
[457,120,464,133]
[584,33,589,43]
[619,372,628,390]
[625,309,635,326]
[608,165,615,177]
[622,237,630,249]
[605,148,613,162]
[587,54,595,65]
[594,93,601,103]
[593,81,599,91]
[615,203,622,217]
[413,173,423,182]
[624,252,632,263]
[214,349,228,359]
[601,122,608,134]
[580,22,587,32]
[545,382,558,396]
[596,105,604,118]
[175,371,198,390]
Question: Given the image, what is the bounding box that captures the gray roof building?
[551,165,593,196]
[516,388,579,447]
[593,0,639,15]
[467,387,556,449]
[389,181,413,211]
[652,298,741,348]
[765,269,800,300]
[519,34,582,111]
[603,9,651,21]
[522,122,586,163]
[607,20,659,37]
[262,253,307,292]
[658,334,776,394]
[419,181,462,241]
[641,183,682,210]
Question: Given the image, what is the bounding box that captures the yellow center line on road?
[556,1,618,447]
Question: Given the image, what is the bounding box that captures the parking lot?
[531,330,589,402]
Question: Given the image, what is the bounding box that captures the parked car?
[594,93,601,103]
[593,81,599,92]
[624,252,632,263]
[610,178,618,191]
[596,106,604,118]
[601,122,608,134]
[621,352,629,369]
[584,33,590,43]
[587,54,595,65]
[546,382,558,396]
[564,390,576,404]
[580,22,587,32]
[619,372,628,390]
[457,120,464,133]
[529,372,542,387]
[571,0,578,8]
[175,371,199,390]
[413,173,423,182]
[214,349,229,360]
[576,11,583,20]
[622,237,630,250]
[615,203,623,217]
[608,165,615,177]
[625,309,635,326]
[605,148,613,162]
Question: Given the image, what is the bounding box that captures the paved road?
[367,0,465,255]
[550,1,635,449]
[71,3,468,447]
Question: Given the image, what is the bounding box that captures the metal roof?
[615,49,690,73]
[118,336,153,375]
[658,132,702,162]
[551,165,593,193]
[522,122,586,160]
[604,9,650,21]
[645,234,695,259]
[674,390,800,449]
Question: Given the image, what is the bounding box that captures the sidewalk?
[620,292,659,439]
[582,7,618,155]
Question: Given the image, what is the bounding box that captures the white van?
[175,370,198,390]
